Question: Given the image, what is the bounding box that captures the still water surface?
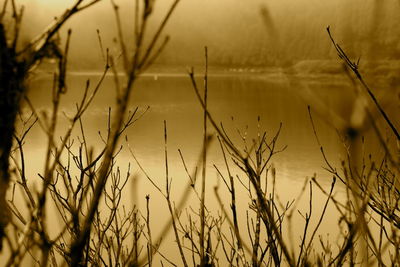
[21,69,391,263]
[26,70,353,184]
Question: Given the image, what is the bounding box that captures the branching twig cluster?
[2,1,399,267]
[2,0,180,266]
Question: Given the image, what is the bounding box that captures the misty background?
[18,0,400,72]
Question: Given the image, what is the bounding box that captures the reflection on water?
[26,71,350,183]
[20,69,393,264]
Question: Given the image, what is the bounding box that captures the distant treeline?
[23,0,400,70]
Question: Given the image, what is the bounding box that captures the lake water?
[17,67,397,264]
[26,68,390,183]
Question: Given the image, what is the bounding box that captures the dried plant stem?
[199,46,208,266]
[146,195,153,267]
[164,121,189,267]
[189,63,295,267]
[69,1,180,265]
[327,26,400,141]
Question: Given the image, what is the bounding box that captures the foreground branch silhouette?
[1,0,180,265]
[0,0,102,252]
[1,1,399,266]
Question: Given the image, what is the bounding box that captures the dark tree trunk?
[0,23,27,250]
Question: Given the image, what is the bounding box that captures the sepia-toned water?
[25,70,347,190]
[16,68,395,264]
